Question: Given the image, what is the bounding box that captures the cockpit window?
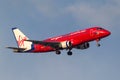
[97,27,104,30]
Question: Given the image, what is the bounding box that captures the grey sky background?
[0,0,120,80]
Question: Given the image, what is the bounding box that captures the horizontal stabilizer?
[6,47,26,52]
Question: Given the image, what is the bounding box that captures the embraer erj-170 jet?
[7,27,111,55]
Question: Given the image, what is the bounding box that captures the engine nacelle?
[76,42,90,50]
[60,41,72,49]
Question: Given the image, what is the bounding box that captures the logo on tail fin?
[18,35,27,47]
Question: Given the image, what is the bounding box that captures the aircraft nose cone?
[100,30,111,37]
[106,30,111,36]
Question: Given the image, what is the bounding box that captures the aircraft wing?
[26,40,61,49]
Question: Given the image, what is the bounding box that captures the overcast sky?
[0,0,120,80]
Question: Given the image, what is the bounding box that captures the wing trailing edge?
[26,40,60,49]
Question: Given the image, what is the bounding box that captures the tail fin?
[12,28,32,49]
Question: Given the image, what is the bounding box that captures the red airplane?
[7,26,111,55]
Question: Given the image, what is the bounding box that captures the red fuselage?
[31,27,111,53]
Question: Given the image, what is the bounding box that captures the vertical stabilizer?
[12,28,32,50]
